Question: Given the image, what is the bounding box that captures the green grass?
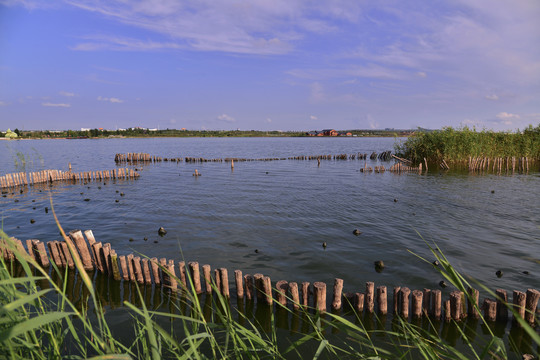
[394,125,540,165]
[1,224,538,359]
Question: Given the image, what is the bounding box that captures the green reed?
[1,225,538,359]
[395,125,540,165]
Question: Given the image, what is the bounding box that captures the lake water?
[1,137,539,299]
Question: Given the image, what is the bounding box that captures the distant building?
[321,129,339,136]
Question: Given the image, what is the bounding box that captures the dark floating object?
[412,212,416,216]
[120,193,125,197]
[80,192,83,195]
[144,237,148,241]
[45,207,48,213]
[30,219,35,224]
[129,238,134,242]
[84,198,90,202]
[255,249,259,253]
[322,242,327,249]
[374,260,385,272]
[115,199,119,203]
[87,186,90,189]
[32,199,35,202]
[523,271,529,275]
[496,270,503,278]
[433,260,440,266]
[352,229,362,236]
[266,172,269,174]
[158,227,167,236]
[439,280,447,288]
[98,186,101,189]
[153,240,158,243]
[393,198,398,202]
[32,207,36,210]
[20,189,23,194]
[491,190,495,194]
[116,190,119,193]
[14,199,19,202]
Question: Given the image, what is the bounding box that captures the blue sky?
[1,0,539,131]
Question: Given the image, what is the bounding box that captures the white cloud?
[216,114,235,123]
[416,72,427,78]
[496,112,520,120]
[59,91,75,97]
[97,96,124,103]
[310,115,318,120]
[265,118,272,123]
[0,101,7,106]
[42,102,70,107]
[485,94,499,101]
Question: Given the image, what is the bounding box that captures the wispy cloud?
[216,114,235,123]
[0,101,7,106]
[97,96,124,103]
[42,102,71,107]
[59,91,76,97]
[485,94,499,101]
[309,115,318,121]
[72,35,182,52]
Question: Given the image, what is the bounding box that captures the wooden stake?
[127,254,136,282]
[166,259,177,291]
[301,282,310,308]
[393,286,401,314]
[450,291,462,321]
[32,240,49,267]
[525,289,540,325]
[411,290,423,319]
[289,282,300,310]
[119,255,129,281]
[110,250,121,281]
[254,273,264,302]
[400,287,411,318]
[365,281,375,313]
[332,278,344,311]
[513,290,526,322]
[483,298,497,322]
[431,289,442,319]
[102,243,112,276]
[377,286,388,315]
[444,300,451,322]
[220,268,230,298]
[91,243,104,273]
[262,276,273,305]
[132,257,144,284]
[47,241,62,267]
[189,262,202,294]
[234,269,243,299]
[313,282,326,313]
[495,289,508,321]
[60,242,74,269]
[244,274,254,300]
[150,258,161,285]
[202,264,212,294]
[159,258,168,285]
[467,287,480,319]
[142,259,152,285]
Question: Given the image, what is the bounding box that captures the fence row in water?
[360,162,423,173]
[0,168,140,191]
[1,232,538,327]
[468,156,533,173]
[114,152,396,164]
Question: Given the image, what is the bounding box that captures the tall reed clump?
[1,218,539,358]
[394,125,540,165]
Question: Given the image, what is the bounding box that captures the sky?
[0,0,539,131]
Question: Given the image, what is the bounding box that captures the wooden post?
[313,282,326,313]
[91,243,104,273]
[244,274,254,300]
[495,289,508,321]
[411,290,423,319]
[159,258,168,286]
[525,289,540,325]
[102,243,112,276]
[289,282,300,310]
[444,300,451,322]
[215,269,222,295]
[25,239,36,261]
[450,291,462,321]
[483,298,497,322]
[467,287,480,319]
[301,282,310,308]
[513,290,526,322]
[127,254,136,282]
[178,261,187,289]
[431,290,442,319]
[202,264,212,294]
[32,240,49,267]
[377,286,388,315]
[365,281,375,314]
[254,273,264,302]
[142,259,152,285]
[166,259,177,291]
[275,280,288,306]
[189,262,202,294]
[400,287,411,318]
[262,276,273,305]
[393,286,401,314]
[132,257,144,284]
[119,255,129,281]
[60,242,74,269]
[220,268,230,298]
[110,250,121,281]
[355,293,364,313]
[84,230,96,247]
[54,242,66,267]
[234,269,243,299]
[47,241,62,267]
[332,278,344,311]
[150,258,161,285]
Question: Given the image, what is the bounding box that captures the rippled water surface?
[1,137,539,296]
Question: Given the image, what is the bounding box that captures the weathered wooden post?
[422,289,431,316]
[254,273,264,302]
[400,287,411,318]
[60,242,74,269]
[393,286,401,314]
[132,257,144,284]
[450,291,462,320]
[127,255,136,282]
[159,258,168,286]
[220,268,230,299]
[119,255,129,281]
[365,282,375,314]
[513,290,526,322]
[444,300,451,322]
[142,259,152,285]
[91,243,103,272]
[110,250,121,281]
[525,289,540,325]
[32,240,49,267]
[243,274,254,300]
[355,293,364,313]
[275,280,288,306]
[313,282,326,313]
[202,264,212,293]
[377,286,388,315]
[483,298,497,321]
[69,230,93,271]
[178,261,187,288]
[47,241,62,267]
[411,290,423,319]
[467,287,480,319]
[102,244,112,275]
[190,262,202,294]
[150,258,161,285]
[301,282,310,308]
[166,259,177,291]
[495,289,508,321]
[332,278,343,311]
[289,282,300,310]
[262,276,273,306]
[234,269,243,300]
